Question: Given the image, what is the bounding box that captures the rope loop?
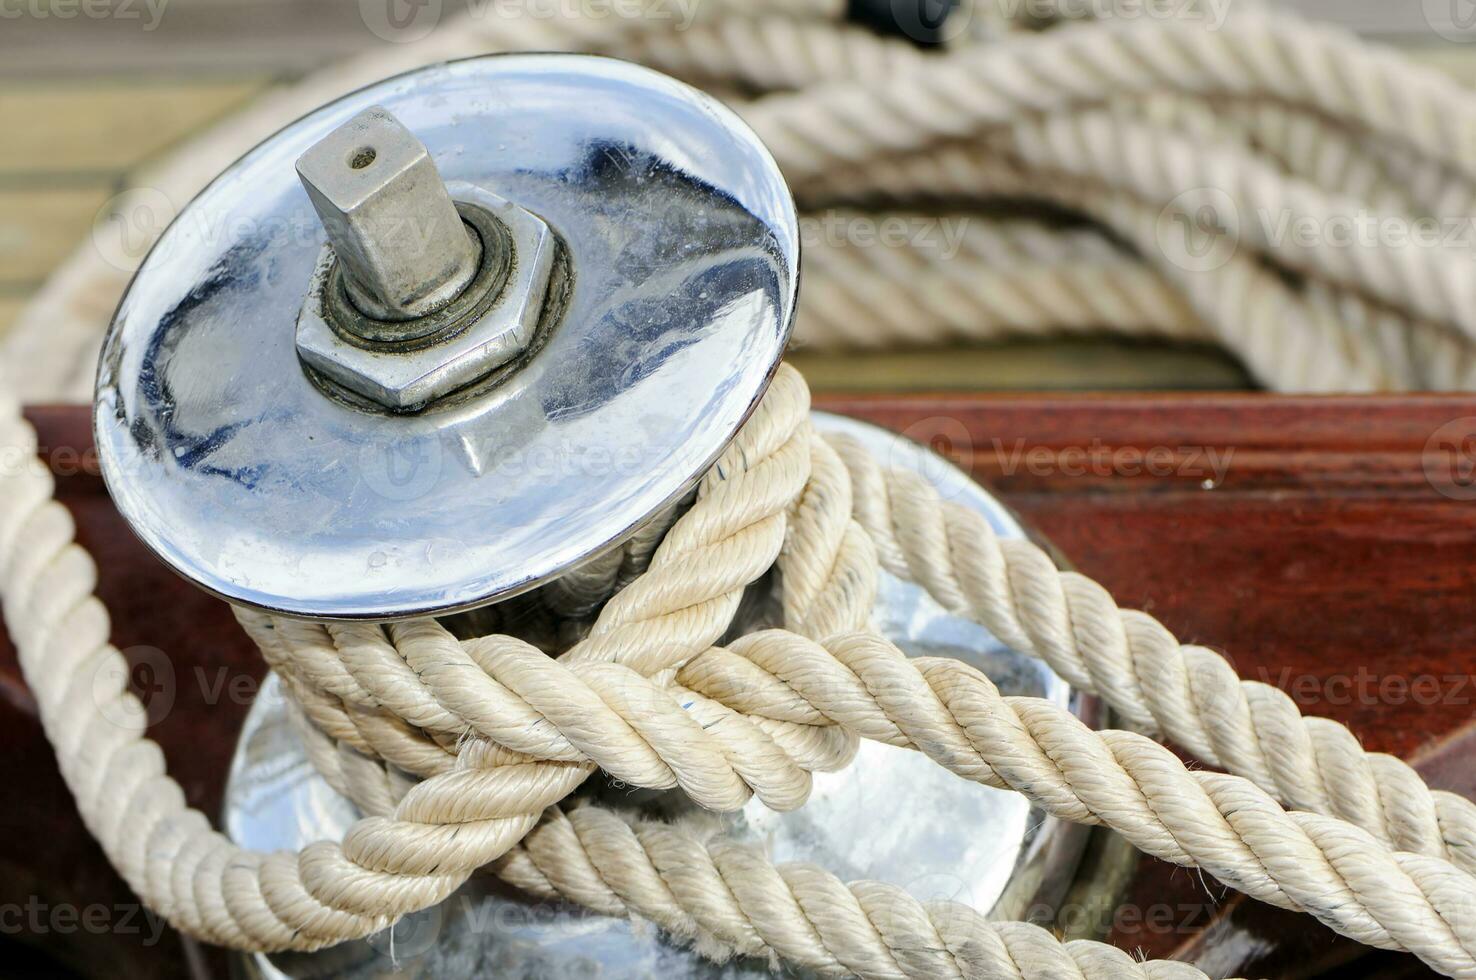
[5,2,1476,978]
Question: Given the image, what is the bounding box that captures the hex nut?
[296,181,556,411]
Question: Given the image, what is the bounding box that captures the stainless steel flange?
[95,55,798,621]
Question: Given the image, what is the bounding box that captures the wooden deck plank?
[1284,0,1476,41]
[0,79,270,177]
[0,0,371,77]
[0,295,27,340]
[0,186,112,287]
[788,342,1254,392]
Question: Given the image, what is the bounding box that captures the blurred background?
[4,0,1475,397]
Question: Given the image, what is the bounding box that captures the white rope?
[4,2,1476,978]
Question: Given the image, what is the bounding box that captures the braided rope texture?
[2,1,1476,978]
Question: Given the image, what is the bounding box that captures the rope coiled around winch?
[6,1,1476,977]
[6,364,1476,977]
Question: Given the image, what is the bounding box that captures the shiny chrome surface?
[95,55,798,620]
[225,413,1095,980]
[296,106,482,324]
[296,182,556,410]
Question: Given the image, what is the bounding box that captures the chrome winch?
[96,55,796,622]
[93,55,1097,978]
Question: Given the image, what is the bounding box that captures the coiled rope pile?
[4,1,1476,977]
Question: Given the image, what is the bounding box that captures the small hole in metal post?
[349,147,377,170]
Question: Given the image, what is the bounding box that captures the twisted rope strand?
[490,805,1224,980]
[21,364,1476,971]
[745,14,1476,189]
[288,682,1219,980]
[825,433,1476,877]
[276,590,1476,976]
[227,400,1476,974]
[997,108,1475,339]
[0,367,808,951]
[795,216,1207,351]
[6,2,1476,978]
[805,137,1476,391]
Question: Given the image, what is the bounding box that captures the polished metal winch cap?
[94,55,799,620]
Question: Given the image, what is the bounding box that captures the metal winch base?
[223,413,1096,979]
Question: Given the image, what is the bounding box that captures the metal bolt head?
[296,106,481,322]
[296,182,557,411]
